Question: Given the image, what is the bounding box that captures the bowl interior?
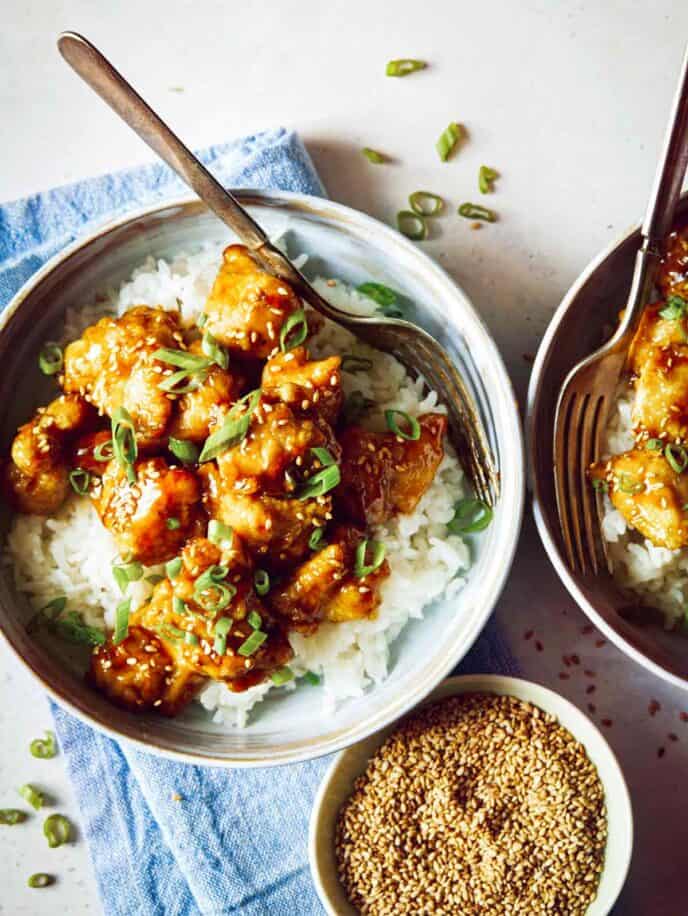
[309,675,633,916]
[0,193,523,764]
[528,194,688,686]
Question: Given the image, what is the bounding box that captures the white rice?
[4,244,469,727]
[601,387,687,628]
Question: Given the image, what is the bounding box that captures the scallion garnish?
[0,809,27,825]
[112,559,143,593]
[172,596,185,616]
[113,598,131,645]
[341,355,373,373]
[659,295,688,321]
[436,122,463,161]
[184,631,199,647]
[111,407,138,484]
[385,408,421,441]
[68,468,91,496]
[591,478,609,493]
[43,814,71,849]
[237,629,268,657]
[194,565,236,612]
[254,569,270,596]
[666,443,688,473]
[152,348,213,372]
[386,58,426,77]
[397,210,427,241]
[304,671,321,686]
[458,202,497,222]
[168,437,200,465]
[158,369,207,394]
[362,147,386,164]
[248,610,262,629]
[311,446,336,467]
[28,873,54,888]
[166,557,182,579]
[478,165,499,194]
[409,191,444,217]
[51,611,106,646]
[38,342,63,376]
[271,666,294,686]
[308,527,325,551]
[19,784,44,811]
[280,309,308,352]
[213,617,232,655]
[298,450,341,499]
[198,389,261,462]
[166,517,181,530]
[354,539,386,578]
[161,624,187,641]
[208,519,233,546]
[30,731,57,760]
[343,390,375,424]
[198,313,208,328]
[616,473,643,495]
[201,330,229,370]
[93,439,115,462]
[356,282,398,308]
[145,574,165,585]
[646,438,664,451]
[26,596,67,635]
[447,498,493,534]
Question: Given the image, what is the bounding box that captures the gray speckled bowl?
[0,192,524,766]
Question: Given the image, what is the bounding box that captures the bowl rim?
[308,673,634,916]
[526,209,688,693]
[0,189,525,766]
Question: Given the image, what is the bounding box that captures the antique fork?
[57,31,497,506]
[554,41,688,574]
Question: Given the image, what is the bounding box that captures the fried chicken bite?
[658,222,688,301]
[590,447,688,550]
[203,245,302,359]
[336,413,447,526]
[261,346,342,425]
[5,393,96,514]
[63,305,182,444]
[92,456,203,565]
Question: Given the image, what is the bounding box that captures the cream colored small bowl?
[309,674,633,916]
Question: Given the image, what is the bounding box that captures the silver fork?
[554,41,688,574]
[57,31,497,506]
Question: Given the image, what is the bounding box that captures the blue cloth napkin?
[1,127,519,916]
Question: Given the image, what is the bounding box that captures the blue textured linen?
[0,127,519,916]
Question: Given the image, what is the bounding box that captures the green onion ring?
[201,330,229,370]
[270,666,294,686]
[447,498,493,534]
[93,439,115,462]
[247,610,263,630]
[166,557,182,579]
[199,389,261,462]
[409,191,444,217]
[158,368,207,394]
[168,437,200,465]
[478,165,499,194]
[458,202,497,222]
[659,295,688,321]
[152,348,213,372]
[68,468,91,496]
[298,463,341,499]
[308,527,325,551]
[237,629,268,657]
[362,147,386,164]
[111,407,138,483]
[0,809,27,825]
[279,308,309,352]
[112,559,143,594]
[304,671,320,685]
[397,210,427,241]
[18,784,44,811]
[254,569,270,596]
[645,438,664,451]
[113,598,131,645]
[28,873,55,888]
[43,814,71,849]
[385,409,421,440]
[30,730,57,760]
[311,446,336,467]
[213,617,232,655]
[616,473,644,495]
[38,342,63,376]
[354,539,386,578]
[386,58,427,77]
[166,517,181,530]
[436,122,463,161]
[340,355,374,373]
[208,519,234,546]
[665,443,688,474]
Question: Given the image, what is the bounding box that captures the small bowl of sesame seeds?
[309,674,633,916]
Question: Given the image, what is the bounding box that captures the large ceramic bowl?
[0,191,524,765]
[528,193,688,690]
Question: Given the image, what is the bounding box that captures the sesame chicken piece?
[268,525,390,633]
[657,221,688,301]
[589,448,688,550]
[71,429,115,476]
[92,456,203,566]
[203,245,301,359]
[62,305,181,444]
[261,346,343,425]
[167,339,244,443]
[336,413,447,526]
[5,393,96,514]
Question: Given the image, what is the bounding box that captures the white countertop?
[2,1,688,913]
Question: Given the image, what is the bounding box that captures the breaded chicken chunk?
[261,346,342,425]
[658,222,688,301]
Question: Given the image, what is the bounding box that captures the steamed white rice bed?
[5,244,469,727]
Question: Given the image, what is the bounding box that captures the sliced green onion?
[168,438,200,466]
[26,596,67,635]
[478,165,499,194]
[458,202,497,222]
[386,58,426,77]
[409,191,444,217]
[237,629,268,657]
[28,873,54,888]
[254,569,270,596]
[198,313,208,328]
[616,473,643,495]
[659,295,688,321]
[354,539,386,578]
[38,342,63,376]
[166,557,183,579]
[0,809,27,825]
[111,407,138,484]
[19,784,44,811]
[646,438,664,451]
[397,210,427,241]
[308,527,326,551]
[202,331,229,370]
[665,443,688,474]
[436,122,463,161]
[356,282,398,308]
[172,596,186,616]
[385,408,420,441]
[591,478,609,493]
[166,517,181,530]
[213,617,232,655]
[447,498,493,534]
[159,369,208,394]
[112,560,143,594]
[68,468,91,496]
[343,390,375,424]
[194,566,235,612]
[145,574,165,585]
[184,631,199,647]
[304,671,321,685]
[280,308,308,352]
[298,463,341,499]
[362,147,386,164]
[199,389,261,462]
[311,446,336,467]
[162,624,187,640]
[248,610,262,630]
[51,611,106,646]
[271,666,294,686]
[208,519,234,546]
[43,814,71,849]
[195,565,229,588]
[113,598,131,645]
[152,348,212,372]
[93,439,115,462]
[341,355,374,373]
[30,731,57,760]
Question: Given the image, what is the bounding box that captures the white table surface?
[2,1,688,913]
